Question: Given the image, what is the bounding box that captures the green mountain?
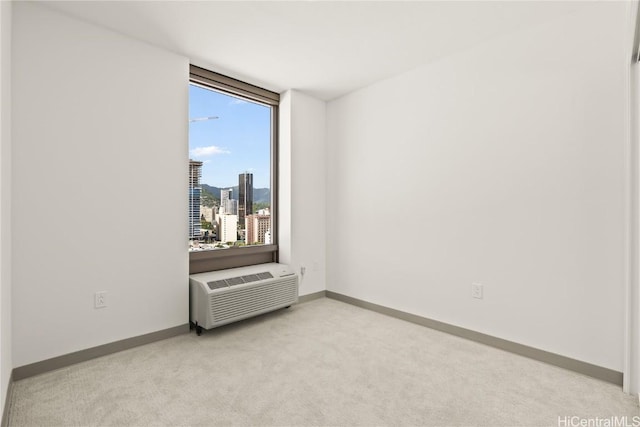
[201,184,271,208]
[200,186,219,207]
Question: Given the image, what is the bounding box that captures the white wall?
[0,0,12,416]
[279,90,327,296]
[279,92,292,270]
[12,3,189,367]
[327,3,628,371]
[630,61,640,394]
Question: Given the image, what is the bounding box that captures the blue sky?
[189,84,271,189]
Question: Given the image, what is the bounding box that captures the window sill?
[189,244,278,273]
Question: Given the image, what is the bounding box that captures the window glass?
[189,84,272,251]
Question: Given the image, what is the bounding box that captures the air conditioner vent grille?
[241,274,260,283]
[206,271,275,290]
[226,276,244,286]
[257,272,274,280]
[209,277,298,324]
[207,280,228,290]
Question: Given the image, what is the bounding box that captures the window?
[189,65,279,273]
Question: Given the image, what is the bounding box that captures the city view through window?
[189,83,272,252]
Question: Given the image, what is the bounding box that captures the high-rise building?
[246,214,270,245]
[220,188,237,215]
[220,188,231,212]
[199,205,214,223]
[189,160,203,240]
[238,172,253,228]
[227,199,238,215]
[217,214,238,244]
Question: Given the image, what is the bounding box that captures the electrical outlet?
[300,266,306,276]
[95,291,107,308]
[471,283,483,299]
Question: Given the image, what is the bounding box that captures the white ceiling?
[42,1,589,101]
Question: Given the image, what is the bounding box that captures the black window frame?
[189,65,279,273]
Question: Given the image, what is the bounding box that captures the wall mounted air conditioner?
[189,262,299,334]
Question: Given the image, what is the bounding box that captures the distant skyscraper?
[220,188,237,215]
[199,205,214,223]
[220,189,231,212]
[189,160,203,240]
[217,214,238,244]
[227,199,238,215]
[238,172,253,228]
[246,214,270,244]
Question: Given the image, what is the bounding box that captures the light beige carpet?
[6,298,639,426]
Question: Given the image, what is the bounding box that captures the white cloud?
[190,145,231,157]
[230,99,248,106]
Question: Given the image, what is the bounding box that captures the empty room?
[1,1,640,426]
